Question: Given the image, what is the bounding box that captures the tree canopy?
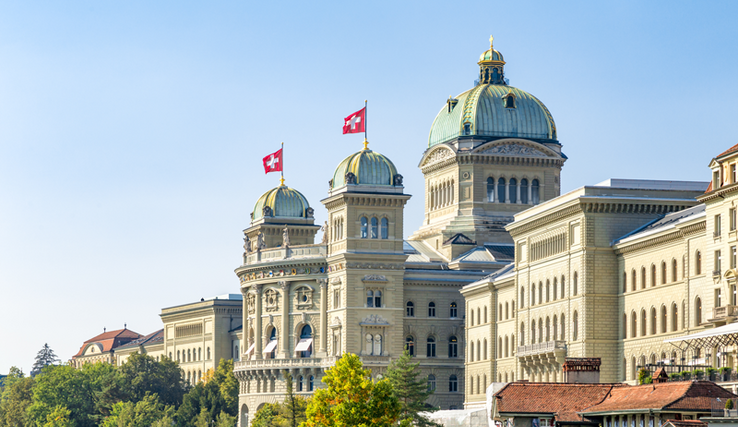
[384,350,441,427]
[31,344,60,377]
[302,353,400,427]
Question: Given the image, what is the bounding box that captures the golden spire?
[363,137,369,150]
[280,177,285,186]
[489,35,494,50]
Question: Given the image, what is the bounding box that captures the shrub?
[679,371,692,379]
[707,367,718,376]
[692,369,705,377]
[637,368,652,385]
[727,399,734,410]
[668,373,681,381]
[720,367,733,374]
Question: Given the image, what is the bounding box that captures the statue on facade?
[282,226,290,248]
[257,232,266,250]
[345,172,356,184]
[243,235,252,254]
[321,221,328,244]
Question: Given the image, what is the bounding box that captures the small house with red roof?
[70,327,142,368]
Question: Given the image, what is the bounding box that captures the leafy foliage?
[726,398,734,410]
[302,353,400,427]
[251,372,308,427]
[175,359,238,426]
[32,344,61,378]
[384,350,441,427]
[118,353,188,408]
[102,394,175,427]
[0,367,34,427]
[637,368,652,385]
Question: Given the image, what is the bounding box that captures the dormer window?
[463,122,471,135]
[503,92,516,109]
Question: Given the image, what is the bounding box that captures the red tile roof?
[582,381,735,414]
[73,328,142,357]
[662,420,707,427]
[717,143,738,159]
[704,181,713,193]
[494,382,623,420]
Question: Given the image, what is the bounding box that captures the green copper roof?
[331,149,399,189]
[252,185,311,221]
[428,84,557,147]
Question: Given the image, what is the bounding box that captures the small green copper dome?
[252,185,312,221]
[331,149,400,189]
[428,85,557,147]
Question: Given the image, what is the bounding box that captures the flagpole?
[280,142,285,186]
[363,100,368,150]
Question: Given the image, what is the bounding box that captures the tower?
[322,145,410,364]
[409,37,567,260]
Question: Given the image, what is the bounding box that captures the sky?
[1,0,738,374]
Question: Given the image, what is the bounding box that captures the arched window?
[504,93,516,108]
[652,264,657,287]
[483,338,488,359]
[623,272,627,293]
[554,315,559,339]
[521,179,529,204]
[538,318,543,344]
[207,347,211,360]
[631,311,637,338]
[695,297,702,326]
[374,290,382,308]
[177,350,180,362]
[520,322,525,345]
[487,177,495,202]
[267,327,277,359]
[661,305,667,333]
[545,317,551,341]
[672,303,678,332]
[531,320,536,343]
[531,179,540,204]
[531,284,536,306]
[406,301,414,317]
[504,336,509,357]
[450,302,458,318]
[509,178,517,204]
[546,280,551,302]
[371,217,379,239]
[560,315,565,340]
[632,269,637,291]
[498,178,506,203]
[448,336,458,358]
[553,278,558,301]
[696,250,702,274]
[308,375,314,391]
[366,290,374,307]
[539,283,543,305]
[498,337,502,358]
[661,262,667,285]
[672,259,678,282]
[650,307,657,335]
[484,306,488,323]
[573,272,578,295]
[300,325,313,358]
[640,309,647,337]
[641,267,647,289]
[198,348,202,361]
[477,339,481,360]
[405,336,415,356]
[428,302,436,317]
[573,311,579,340]
[427,374,436,392]
[505,302,509,319]
[360,216,368,238]
[449,375,458,392]
[499,304,503,321]
[381,218,388,239]
[298,376,304,392]
[561,276,565,298]
[426,336,436,357]
[623,313,627,339]
[470,341,474,362]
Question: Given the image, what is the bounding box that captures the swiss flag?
[262,149,283,174]
[343,107,365,134]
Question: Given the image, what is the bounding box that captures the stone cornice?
[613,218,706,255]
[508,203,583,237]
[697,182,738,203]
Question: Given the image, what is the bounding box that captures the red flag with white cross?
[262,149,283,174]
[343,107,365,134]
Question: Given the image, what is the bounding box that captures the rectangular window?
[732,164,736,183]
[715,215,722,237]
[732,209,737,231]
[732,246,737,269]
[716,288,722,308]
[715,250,722,275]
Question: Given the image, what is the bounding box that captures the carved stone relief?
[478,143,548,157]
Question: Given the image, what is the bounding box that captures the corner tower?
[321,144,410,364]
[409,37,567,257]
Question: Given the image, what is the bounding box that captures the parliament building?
[234,36,737,426]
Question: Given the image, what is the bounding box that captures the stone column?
[528,184,532,205]
[241,287,250,359]
[318,279,328,355]
[279,281,290,358]
[505,182,510,203]
[517,182,522,204]
[253,284,263,360]
[493,180,498,203]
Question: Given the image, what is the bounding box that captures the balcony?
[233,355,391,372]
[517,340,567,358]
[709,305,738,324]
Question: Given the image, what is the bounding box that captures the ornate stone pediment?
[421,147,455,166]
[477,143,548,157]
[361,314,390,325]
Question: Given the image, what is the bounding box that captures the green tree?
[118,353,187,407]
[43,405,73,427]
[385,351,441,427]
[280,371,307,427]
[27,364,98,427]
[0,367,34,427]
[251,403,278,427]
[32,344,61,377]
[637,368,652,385]
[302,353,400,427]
[176,359,238,426]
[102,394,175,427]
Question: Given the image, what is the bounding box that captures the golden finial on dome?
[489,35,494,50]
[280,177,285,186]
[363,137,369,150]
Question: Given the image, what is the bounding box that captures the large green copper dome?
[252,185,312,221]
[331,148,400,189]
[428,37,557,148]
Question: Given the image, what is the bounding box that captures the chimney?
[563,358,601,384]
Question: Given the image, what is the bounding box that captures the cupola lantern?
[478,35,506,85]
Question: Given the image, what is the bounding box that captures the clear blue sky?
[1,0,737,373]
